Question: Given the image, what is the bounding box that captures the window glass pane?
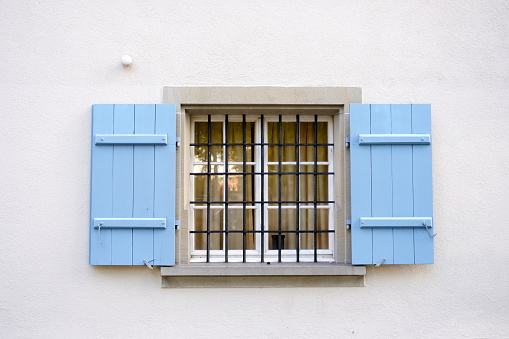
[194,209,224,250]
[299,168,328,204]
[317,146,328,162]
[267,165,296,173]
[194,122,223,163]
[268,208,296,250]
[210,122,223,162]
[317,166,329,205]
[316,122,328,143]
[299,122,328,162]
[194,122,208,163]
[194,175,207,202]
[299,208,329,249]
[193,165,207,174]
[267,173,297,203]
[282,164,296,173]
[209,233,223,251]
[267,122,296,162]
[228,122,254,162]
[227,209,255,250]
[194,175,224,202]
[298,175,314,204]
[227,164,243,173]
[226,166,254,202]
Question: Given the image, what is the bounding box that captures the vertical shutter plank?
[90,105,114,265]
[154,104,176,265]
[132,104,156,265]
[111,105,135,265]
[391,104,415,264]
[412,104,434,263]
[370,104,394,264]
[350,104,373,264]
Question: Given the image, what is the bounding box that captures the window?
[89,88,433,288]
[190,114,334,262]
[164,87,362,268]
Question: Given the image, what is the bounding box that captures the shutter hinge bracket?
[346,219,351,230]
[345,137,350,148]
[175,220,180,230]
[143,259,155,269]
[176,137,181,147]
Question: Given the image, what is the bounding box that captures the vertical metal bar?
[295,115,300,262]
[278,115,282,262]
[250,121,256,260]
[313,115,318,262]
[206,115,211,263]
[260,115,265,263]
[224,115,229,262]
[242,115,247,263]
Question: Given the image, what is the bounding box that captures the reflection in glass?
[194,209,223,250]
[194,122,223,163]
[227,209,255,250]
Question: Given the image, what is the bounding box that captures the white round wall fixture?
[121,55,133,66]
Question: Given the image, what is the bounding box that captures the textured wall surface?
[1,1,508,338]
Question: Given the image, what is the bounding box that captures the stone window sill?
[160,263,366,288]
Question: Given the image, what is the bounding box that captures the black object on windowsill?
[271,235,286,250]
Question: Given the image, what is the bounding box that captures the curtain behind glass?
[267,121,329,250]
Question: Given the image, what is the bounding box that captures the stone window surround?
[161,86,366,287]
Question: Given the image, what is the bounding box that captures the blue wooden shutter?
[350,104,434,265]
[90,104,176,266]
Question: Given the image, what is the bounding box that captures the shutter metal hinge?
[175,220,180,230]
[143,259,155,269]
[346,219,351,230]
[345,137,350,148]
[176,137,181,147]
[423,220,437,238]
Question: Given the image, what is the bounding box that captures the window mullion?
[242,115,247,263]
[224,115,229,262]
[296,115,300,262]
[260,115,265,262]
[313,115,318,262]
[278,115,282,263]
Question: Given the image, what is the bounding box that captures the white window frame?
[189,114,335,263]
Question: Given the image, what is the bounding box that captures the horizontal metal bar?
[95,134,168,145]
[359,217,433,228]
[190,142,333,146]
[190,172,334,176]
[266,162,330,165]
[358,134,430,145]
[190,200,334,204]
[190,230,335,234]
[266,205,331,209]
[193,161,328,166]
[93,218,167,229]
[192,206,257,209]
[191,205,331,209]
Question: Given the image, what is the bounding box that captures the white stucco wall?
[1,1,508,337]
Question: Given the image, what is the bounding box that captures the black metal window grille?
[190,114,335,263]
